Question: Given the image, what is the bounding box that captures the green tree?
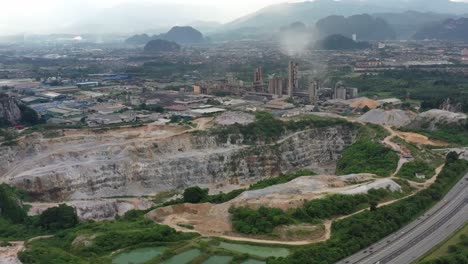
[19,105,41,125]
[183,186,208,203]
[446,151,459,164]
[39,204,78,230]
[0,184,27,223]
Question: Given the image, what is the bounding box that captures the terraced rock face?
[0,124,358,201]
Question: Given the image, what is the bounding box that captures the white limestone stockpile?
[359,109,416,127]
[214,111,255,126]
[406,110,467,131]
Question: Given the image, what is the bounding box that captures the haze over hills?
[414,17,468,41]
[315,14,396,41]
[6,2,222,35]
[2,0,468,41]
[220,0,468,40]
[125,26,205,46]
[373,11,459,39]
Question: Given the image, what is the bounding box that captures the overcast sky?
[1,0,299,22]
[1,0,467,35]
[0,0,306,35]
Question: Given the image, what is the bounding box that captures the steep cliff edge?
[0,94,21,125]
[0,124,358,201]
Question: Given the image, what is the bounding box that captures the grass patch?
[419,223,468,263]
[398,160,436,182]
[414,126,468,147]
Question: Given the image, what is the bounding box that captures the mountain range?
[2,0,468,42]
[414,18,468,41]
[223,0,468,31]
[125,26,205,45]
[315,14,396,41]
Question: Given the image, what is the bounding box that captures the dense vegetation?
[230,206,292,234]
[268,155,468,264]
[293,191,382,221]
[0,184,28,223]
[209,111,355,144]
[398,160,435,181]
[412,124,468,146]
[336,139,399,176]
[339,70,468,112]
[18,215,198,264]
[38,204,79,231]
[230,188,405,235]
[182,186,209,203]
[0,186,78,240]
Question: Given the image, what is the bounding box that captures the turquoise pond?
[203,255,233,264]
[217,242,290,258]
[242,260,266,264]
[161,248,202,264]
[112,246,167,264]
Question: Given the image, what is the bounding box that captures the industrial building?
[288,61,299,97]
[268,77,285,98]
[253,66,265,92]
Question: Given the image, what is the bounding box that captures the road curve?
[336,172,468,264]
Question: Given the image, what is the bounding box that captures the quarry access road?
[336,172,468,264]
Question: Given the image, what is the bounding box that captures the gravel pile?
[214,111,255,126]
[341,179,401,194]
[359,109,416,127]
[406,110,467,131]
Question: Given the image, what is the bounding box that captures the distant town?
[1,37,467,129]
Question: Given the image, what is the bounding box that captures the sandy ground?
[146,174,402,244]
[0,242,24,264]
[395,131,448,147]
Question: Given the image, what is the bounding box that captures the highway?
[336,172,468,264]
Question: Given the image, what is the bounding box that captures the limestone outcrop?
[0,124,358,201]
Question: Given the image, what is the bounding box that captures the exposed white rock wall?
[0,125,358,201]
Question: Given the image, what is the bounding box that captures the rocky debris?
[0,242,23,264]
[26,198,154,220]
[146,203,231,235]
[71,234,97,248]
[0,94,21,125]
[1,124,358,201]
[406,109,467,131]
[340,178,401,194]
[230,175,398,209]
[214,111,255,126]
[359,109,416,127]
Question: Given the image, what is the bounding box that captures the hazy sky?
[0,0,305,35]
[1,0,299,22]
[1,0,468,35]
